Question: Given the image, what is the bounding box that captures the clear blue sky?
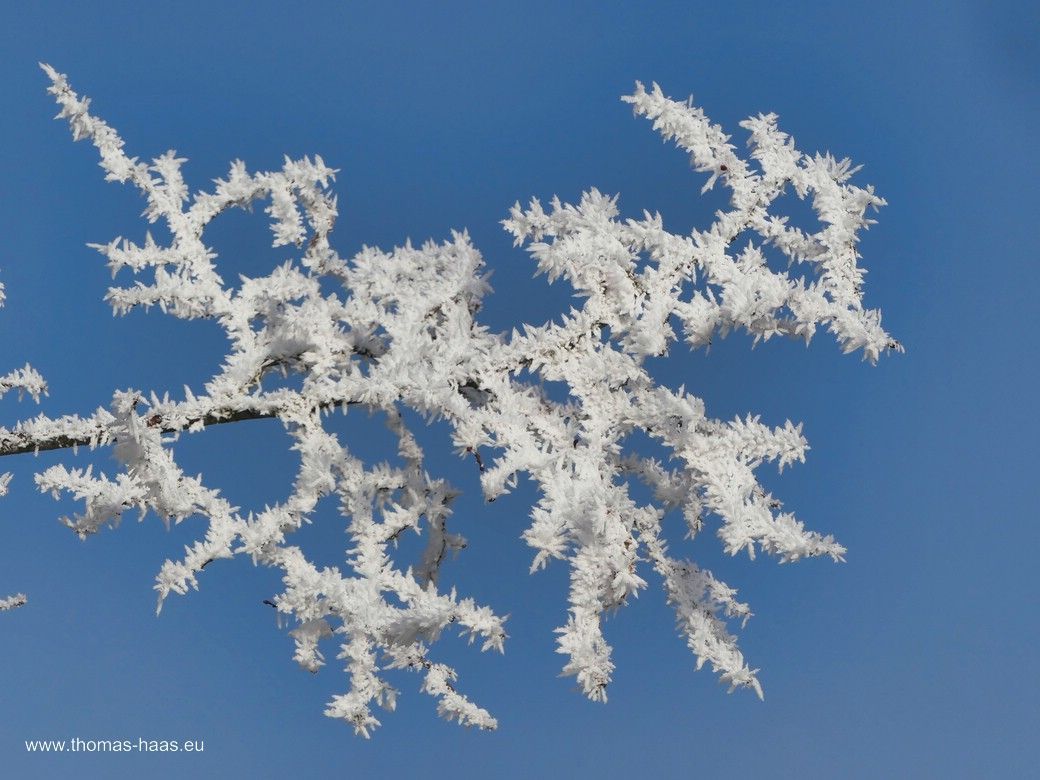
[1,1,1036,777]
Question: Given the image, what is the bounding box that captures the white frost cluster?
[3,67,899,733]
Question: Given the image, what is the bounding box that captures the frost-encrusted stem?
[0,392,357,457]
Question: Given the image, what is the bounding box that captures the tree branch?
[0,400,357,458]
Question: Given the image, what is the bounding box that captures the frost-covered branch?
[0,277,47,608]
[0,67,900,732]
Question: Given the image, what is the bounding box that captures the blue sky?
[1,1,1037,777]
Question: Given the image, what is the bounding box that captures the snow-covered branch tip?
[0,66,899,733]
[0,593,26,611]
